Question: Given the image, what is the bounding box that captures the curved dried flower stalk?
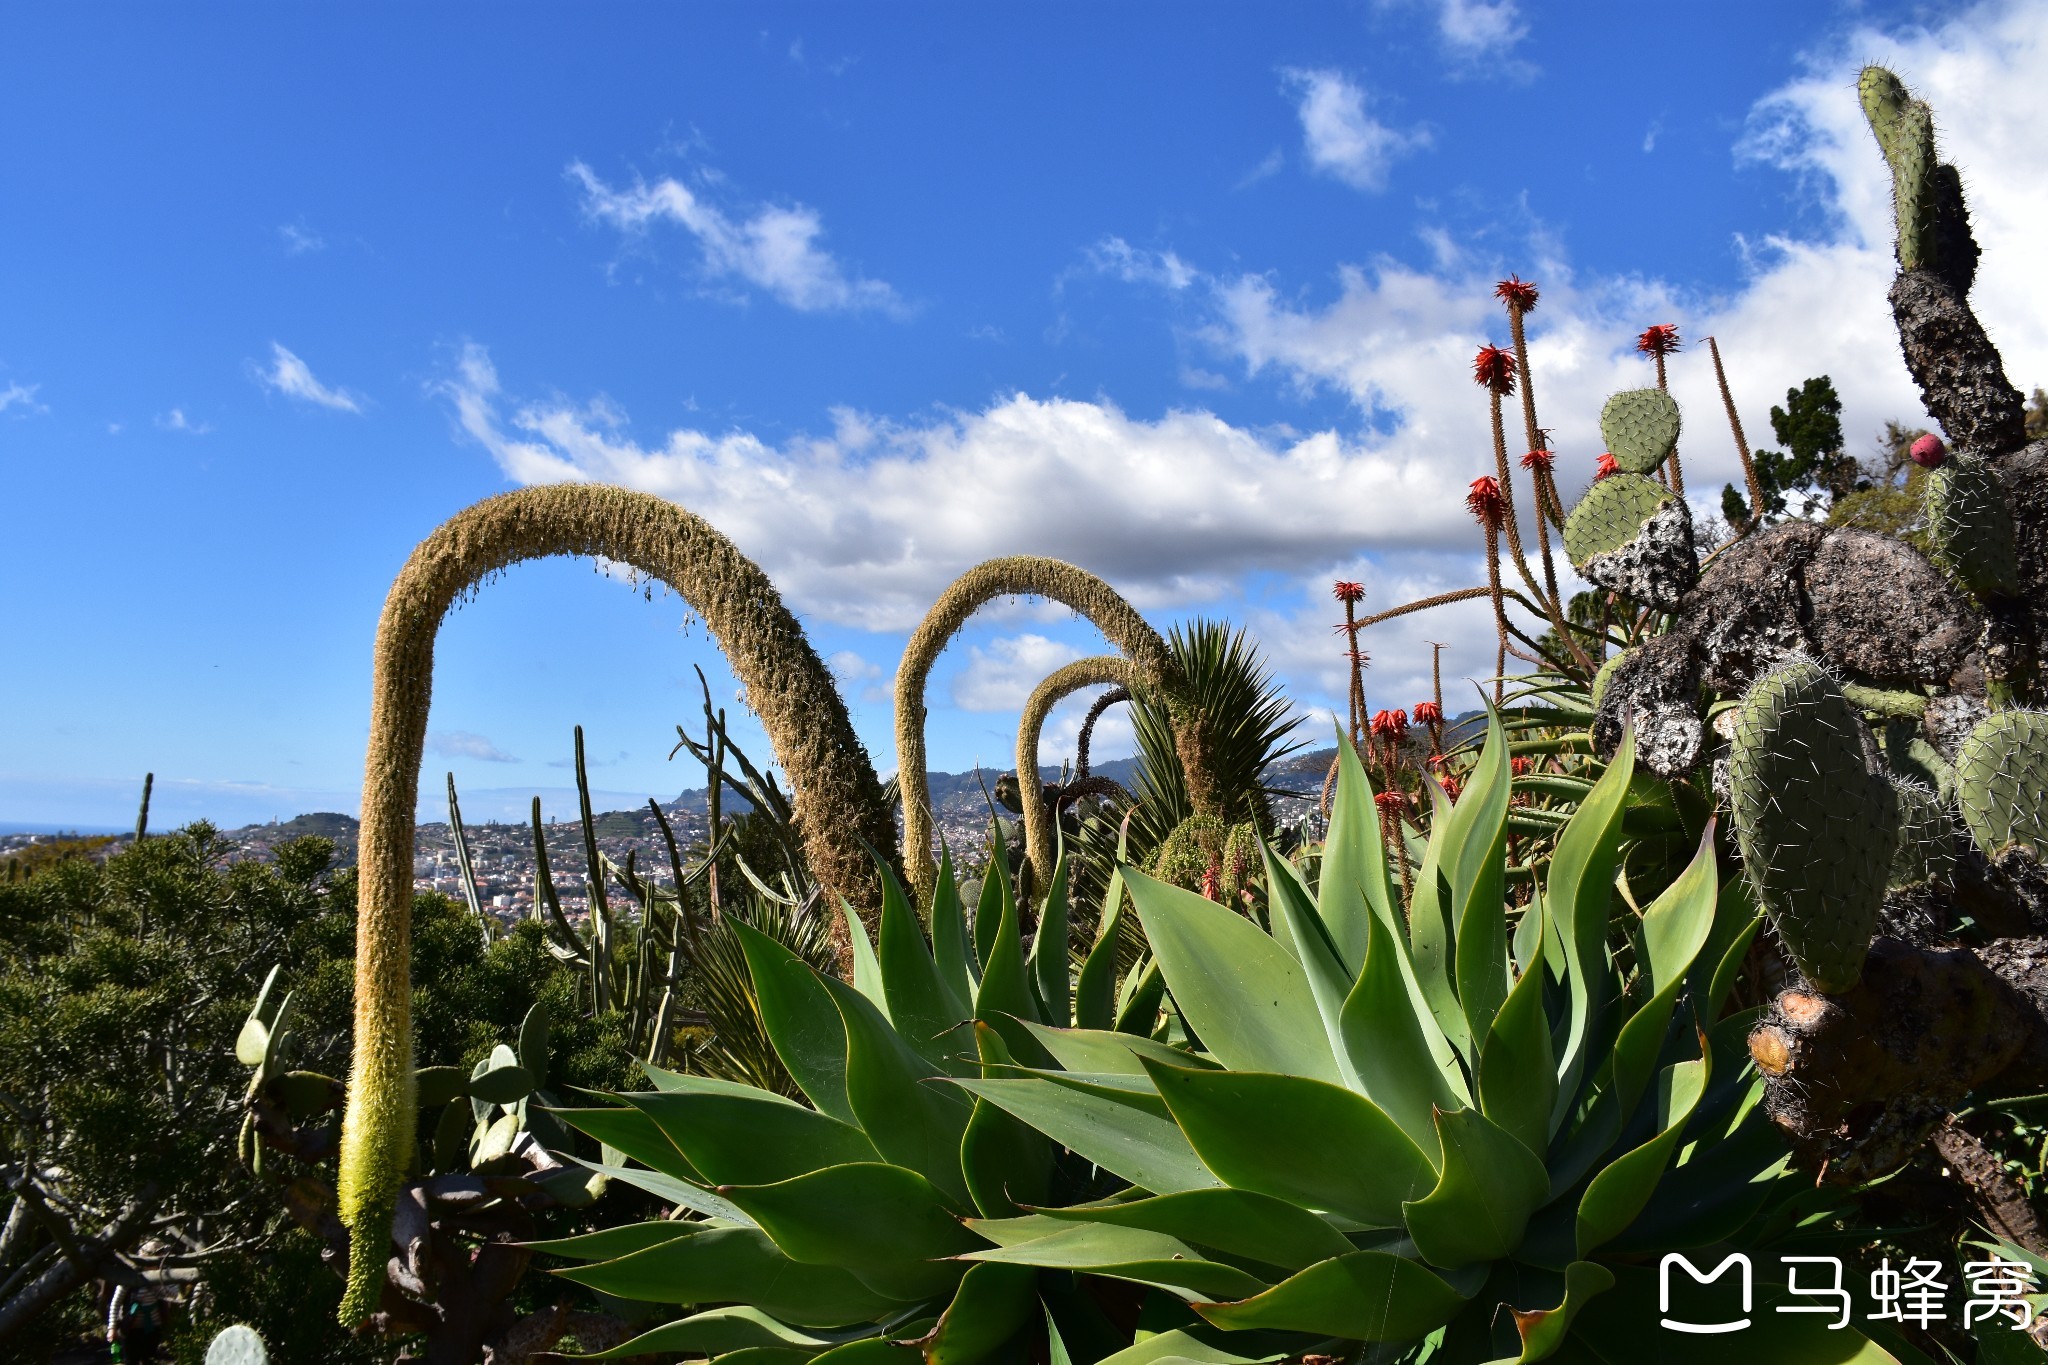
[1075,684,1130,782]
[1016,656,1136,898]
[337,484,894,1324]
[1706,336,1768,538]
[896,556,1212,902]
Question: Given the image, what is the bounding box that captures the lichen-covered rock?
[1590,630,1704,778]
[1889,269,2026,459]
[1803,529,1977,686]
[1581,496,1698,610]
[1924,692,1989,762]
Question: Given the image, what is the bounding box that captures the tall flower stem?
[1707,335,1767,536]
[1489,388,1592,674]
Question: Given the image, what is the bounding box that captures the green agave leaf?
[552,1225,913,1325]
[961,1023,1052,1217]
[931,849,982,1004]
[1508,1260,1615,1363]
[583,1306,873,1362]
[975,873,1049,1068]
[1091,1331,1286,1365]
[953,1075,1219,1194]
[1340,896,1468,1156]
[1114,954,1166,1037]
[1548,731,1635,1130]
[1076,826,1133,1031]
[1407,777,1473,1060]
[808,1342,919,1365]
[623,1088,878,1188]
[974,848,1012,971]
[1141,1058,1435,1226]
[1701,876,1764,1021]
[1027,852,1073,1029]
[1191,1250,1469,1340]
[1124,867,1341,1083]
[559,1155,755,1224]
[637,1066,808,1100]
[1447,710,1513,1045]
[845,895,888,1014]
[1478,898,1556,1157]
[1576,1055,1709,1258]
[1601,1120,1790,1255]
[876,858,974,1075]
[1610,825,1719,1122]
[910,1262,1037,1365]
[523,1219,702,1261]
[1039,1188,1355,1273]
[964,1212,1072,1246]
[1320,729,1400,968]
[961,1222,1268,1302]
[733,920,857,1125]
[549,1104,698,1181]
[718,1162,978,1302]
[1022,1021,1218,1077]
[819,972,975,1206]
[1262,839,1358,1086]
[1402,1106,1549,1269]
[518,998,551,1086]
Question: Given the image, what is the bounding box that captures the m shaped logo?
[1660,1253,1753,1334]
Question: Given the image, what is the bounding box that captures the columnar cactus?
[1727,659,1899,992]
[337,484,895,1324]
[1953,709,2048,859]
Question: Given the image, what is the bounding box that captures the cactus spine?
[895,556,1215,903]
[1728,659,1899,992]
[337,484,893,1324]
[1953,710,2048,859]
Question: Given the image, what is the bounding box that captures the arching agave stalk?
[895,555,1218,903]
[336,483,895,1324]
[1015,655,1135,899]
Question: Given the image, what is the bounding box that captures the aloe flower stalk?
[1468,475,1511,703]
[1333,580,1368,749]
[1476,347,1591,674]
[1704,336,1768,537]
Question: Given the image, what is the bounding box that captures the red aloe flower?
[1510,756,1535,777]
[1594,452,1620,480]
[1333,580,1366,604]
[1495,275,1540,314]
[1374,790,1409,816]
[1440,774,1461,803]
[1636,323,1681,357]
[1466,475,1506,528]
[1412,700,1444,726]
[1371,708,1409,741]
[1200,864,1221,902]
[1520,449,1555,473]
[1472,345,1518,395]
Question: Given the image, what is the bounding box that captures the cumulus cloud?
[441,341,1471,632]
[1432,0,1527,61]
[950,635,1086,713]
[0,382,44,416]
[427,730,519,764]
[1085,237,1198,291]
[256,343,364,412]
[1283,69,1429,192]
[570,161,901,315]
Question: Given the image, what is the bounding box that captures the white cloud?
[0,382,45,416]
[951,635,1086,713]
[155,408,212,435]
[256,343,364,412]
[1283,69,1429,192]
[426,730,519,764]
[278,222,325,255]
[1433,0,1527,60]
[441,342,1473,633]
[570,161,901,315]
[1086,237,1197,291]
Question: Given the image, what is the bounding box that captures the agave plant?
[537,719,1909,1363]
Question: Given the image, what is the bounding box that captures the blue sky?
[6,1,2046,829]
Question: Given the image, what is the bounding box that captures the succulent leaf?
[1598,389,1681,475]
[1190,1251,1470,1339]
[1924,454,2021,600]
[1954,709,2048,858]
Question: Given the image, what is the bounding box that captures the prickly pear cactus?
[1729,659,1899,992]
[1563,471,1698,609]
[1598,388,1681,475]
[1953,710,2048,858]
[1590,649,1628,710]
[1887,776,1958,890]
[205,1325,268,1365]
[1859,66,1943,273]
[1925,455,2020,599]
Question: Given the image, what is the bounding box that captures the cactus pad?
[1924,455,2019,599]
[206,1326,269,1365]
[1598,389,1681,475]
[1886,776,1958,890]
[1563,472,1698,610]
[1728,660,1898,992]
[1953,710,2048,859]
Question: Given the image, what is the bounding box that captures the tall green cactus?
[1859,66,1941,274]
[1728,660,1898,992]
[1953,709,2048,859]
